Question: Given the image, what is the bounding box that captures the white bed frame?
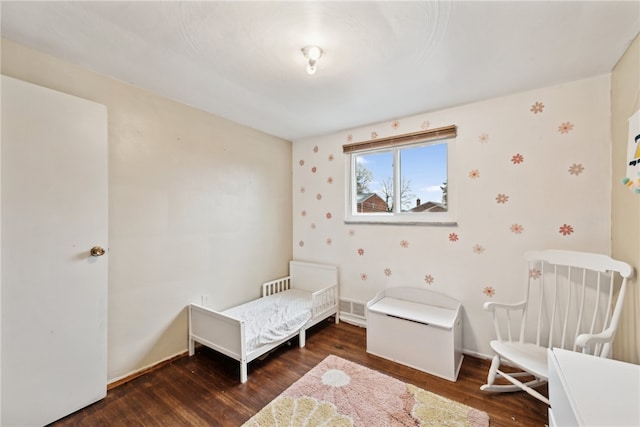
[188,261,339,383]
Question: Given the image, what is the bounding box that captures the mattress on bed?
[222,289,313,353]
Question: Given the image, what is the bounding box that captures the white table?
[548,347,640,426]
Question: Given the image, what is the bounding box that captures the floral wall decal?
[469,169,480,179]
[400,240,409,248]
[391,120,400,129]
[357,248,365,256]
[313,145,319,153]
[558,122,574,134]
[496,194,509,204]
[529,268,541,279]
[371,131,378,139]
[483,286,496,297]
[448,233,459,242]
[568,163,584,175]
[421,120,430,129]
[424,275,434,285]
[360,273,368,281]
[530,102,544,114]
[384,268,392,277]
[473,244,485,254]
[559,224,574,236]
[311,166,317,173]
[511,153,524,164]
[510,224,524,234]
[478,133,489,143]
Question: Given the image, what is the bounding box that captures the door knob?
[90,246,105,257]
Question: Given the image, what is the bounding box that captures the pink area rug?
[242,355,489,426]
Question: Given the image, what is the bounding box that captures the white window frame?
[344,129,457,226]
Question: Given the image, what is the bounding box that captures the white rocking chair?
[481,249,634,405]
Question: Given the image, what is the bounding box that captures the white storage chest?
[366,287,463,381]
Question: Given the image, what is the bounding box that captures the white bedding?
[222,289,312,353]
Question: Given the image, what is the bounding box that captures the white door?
[1,75,108,426]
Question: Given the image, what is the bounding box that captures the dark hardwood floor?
[49,320,548,426]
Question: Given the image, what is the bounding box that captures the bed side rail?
[262,276,291,297]
[310,284,339,318]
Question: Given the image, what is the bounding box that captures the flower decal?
[299,159,305,166]
[496,194,509,204]
[357,248,364,256]
[530,102,544,114]
[391,120,400,129]
[298,241,304,247]
[568,163,584,175]
[313,145,319,153]
[473,244,485,254]
[424,275,434,285]
[316,193,322,200]
[469,169,480,179]
[310,223,316,229]
[301,210,307,217]
[384,268,392,277]
[360,273,368,281]
[478,133,489,143]
[348,229,355,237]
[326,212,332,219]
[327,176,334,184]
[311,166,317,173]
[328,154,335,161]
[326,238,332,245]
[400,240,409,248]
[300,186,305,193]
[559,223,574,236]
[371,131,378,139]
[529,268,541,279]
[448,233,459,242]
[511,153,524,164]
[483,286,496,297]
[346,134,353,142]
[510,224,524,234]
[558,122,574,134]
[421,120,430,130]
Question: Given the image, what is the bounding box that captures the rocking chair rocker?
[480,249,634,404]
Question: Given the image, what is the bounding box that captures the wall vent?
[339,298,367,327]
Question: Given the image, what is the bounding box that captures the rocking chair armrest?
[483,300,527,312]
[575,328,615,348]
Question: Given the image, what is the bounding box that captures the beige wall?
[293,75,614,358]
[1,39,293,381]
[611,34,640,364]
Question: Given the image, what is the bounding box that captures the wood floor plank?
[48,320,549,426]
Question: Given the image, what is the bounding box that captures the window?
[344,125,456,225]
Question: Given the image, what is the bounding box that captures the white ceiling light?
[302,46,323,75]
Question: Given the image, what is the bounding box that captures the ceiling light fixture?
[302,46,323,75]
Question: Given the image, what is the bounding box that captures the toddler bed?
[188,260,339,383]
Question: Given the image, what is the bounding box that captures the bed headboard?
[289,261,338,292]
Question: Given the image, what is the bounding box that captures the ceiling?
[1,1,639,141]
